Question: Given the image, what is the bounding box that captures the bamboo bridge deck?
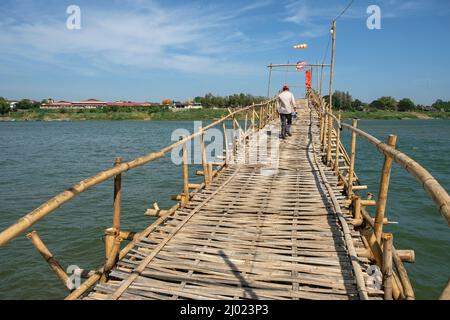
[83,103,373,300]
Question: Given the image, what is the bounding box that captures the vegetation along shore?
[1,92,449,121]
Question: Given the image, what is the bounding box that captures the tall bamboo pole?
[181,141,189,207]
[267,65,272,98]
[382,233,394,300]
[326,20,337,165]
[347,119,357,197]
[319,65,324,97]
[374,135,397,243]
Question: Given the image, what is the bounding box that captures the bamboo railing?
[0,98,278,298]
[309,89,450,300]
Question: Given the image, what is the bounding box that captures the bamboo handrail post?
[347,119,358,197]
[222,122,229,165]
[232,116,236,159]
[353,195,363,226]
[181,140,189,207]
[112,157,122,231]
[326,109,333,165]
[200,128,209,187]
[374,135,397,243]
[251,109,255,131]
[259,107,263,129]
[244,111,248,135]
[319,109,325,146]
[382,233,394,300]
[321,110,326,150]
[439,279,450,300]
[334,114,341,173]
[27,230,73,290]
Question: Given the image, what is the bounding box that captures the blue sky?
[0,0,449,104]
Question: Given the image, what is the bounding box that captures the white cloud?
[0,1,267,76]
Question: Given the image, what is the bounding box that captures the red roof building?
[41,99,152,109]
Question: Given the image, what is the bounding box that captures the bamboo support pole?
[27,230,73,290]
[251,109,255,131]
[232,117,236,159]
[181,141,189,207]
[439,279,450,300]
[112,157,122,231]
[382,233,394,300]
[222,122,229,165]
[347,119,357,197]
[322,109,328,151]
[200,129,209,187]
[334,114,341,173]
[352,196,363,226]
[244,111,248,135]
[374,135,397,243]
[103,233,121,274]
[319,109,325,147]
[326,107,333,164]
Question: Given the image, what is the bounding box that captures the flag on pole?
[296,61,307,71]
[305,70,312,89]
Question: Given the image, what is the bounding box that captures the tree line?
[194,93,266,109]
[323,91,450,112]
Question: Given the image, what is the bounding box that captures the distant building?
[9,101,18,111]
[169,100,203,110]
[41,99,152,109]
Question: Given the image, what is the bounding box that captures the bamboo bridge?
[0,91,449,300]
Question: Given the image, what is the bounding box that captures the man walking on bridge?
[277,85,296,139]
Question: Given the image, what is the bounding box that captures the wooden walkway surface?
[83,102,373,300]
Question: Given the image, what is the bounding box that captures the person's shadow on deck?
[218,249,258,299]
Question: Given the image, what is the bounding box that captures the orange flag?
[305,70,312,89]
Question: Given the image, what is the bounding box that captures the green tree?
[432,99,450,112]
[352,99,363,110]
[398,98,415,111]
[16,99,40,109]
[370,96,397,110]
[0,97,9,114]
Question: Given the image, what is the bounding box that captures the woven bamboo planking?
[82,102,375,300]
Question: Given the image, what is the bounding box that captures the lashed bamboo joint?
[0,90,448,300]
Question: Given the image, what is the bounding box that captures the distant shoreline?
[1,109,449,121]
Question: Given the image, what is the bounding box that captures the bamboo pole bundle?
[360,208,413,299]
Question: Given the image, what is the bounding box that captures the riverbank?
[340,110,450,120]
[1,109,449,121]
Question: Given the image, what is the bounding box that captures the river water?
[0,119,448,299]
